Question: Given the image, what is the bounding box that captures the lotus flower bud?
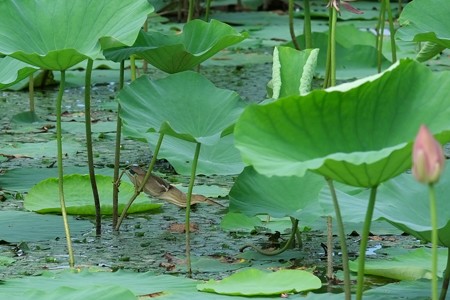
[412,125,445,184]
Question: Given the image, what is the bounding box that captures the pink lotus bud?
[412,125,445,184]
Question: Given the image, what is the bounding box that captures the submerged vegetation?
[1,0,450,299]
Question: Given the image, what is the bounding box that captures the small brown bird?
[126,166,223,208]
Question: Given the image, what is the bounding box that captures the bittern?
[126,166,223,208]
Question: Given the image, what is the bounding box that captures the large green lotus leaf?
[396,0,450,48]
[118,71,245,145]
[24,174,161,215]
[147,133,244,175]
[0,56,38,89]
[228,166,324,221]
[0,0,153,70]
[197,268,321,296]
[0,211,92,243]
[104,19,248,73]
[349,248,448,281]
[234,59,450,187]
[318,166,450,244]
[356,164,450,247]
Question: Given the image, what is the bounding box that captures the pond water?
[0,61,418,294]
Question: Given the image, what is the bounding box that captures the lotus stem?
[56,70,75,267]
[440,246,450,300]
[204,0,212,21]
[323,6,337,88]
[187,0,194,22]
[288,0,300,50]
[326,178,351,300]
[84,59,102,235]
[130,55,137,81]
[303,0,312,49]
[112,60,125,230]
[116,133,165,231]
[385,0,397,63]
[142,19,148,74]
[429,183,438,300]
[326,215,334,280]
[28,74,35,112]
[185,142,201,277]
[239,218,299,255]
[376,0,386,73]
[356,185,378,300]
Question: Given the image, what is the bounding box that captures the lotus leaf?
[104,19,248,73]
[24,174,161,215]
[235,59,450,187]
[0,56,37,89]
[118,71,245,145]
[397,0,450,49]
[0,0,153,70]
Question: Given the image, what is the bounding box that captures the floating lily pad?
[0,167,115,193]
[349,248,448,281]
[0,211,93,243]
[1,269,306,300]
[24,174,161,215]
[197,268,321,295]
[0,138,84,159]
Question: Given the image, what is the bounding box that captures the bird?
[126,166,224,208]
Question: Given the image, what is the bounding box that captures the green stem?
[439,247,450,300]
[56,70,74,267]
[303,0,312,49]
[112,60,125,230]
[130,55,137,81]
[326,215,334,280]
[326,178,351,300]
[84,59,101,235]
[385,0,397,63]
[323,6,337,88]
[429,183,439,300]
[288,0,300,50]
[185,142,201,277]
[115,133,165,231]
[240,218,299,255]
[204,0,212,21]
[356,186,378,300]
[295,217,303,248]
[187,0,194,22]
[377,0,386,73]
[142,19,148,74]
[29,74,35,112]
